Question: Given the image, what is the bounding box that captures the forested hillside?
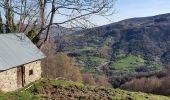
[57,13,170,75]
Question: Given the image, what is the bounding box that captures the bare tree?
[0,0,116,47]
[0,0,116,80]
[0,0,39,32]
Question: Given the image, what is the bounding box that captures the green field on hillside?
[77,55,107,74]
[110,55,145,71]
[110,55,164,72]
[149,60,163,71]
[77,55,107,66]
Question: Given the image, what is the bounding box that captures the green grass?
[79,46,97,51]
[77,55,107,74]
[112,89,170,100]
[148,60,163,71]
[66,44,98,52]
[115,49,126,58]
[103,37,112,49]
[0,79,84,100]
[79,66,103,75]
[0,90,41,100]
[0,79,169,100]
[77,55,107,66]
[31,79,84,88]
[79,66,97,73]
[110,55,145,71]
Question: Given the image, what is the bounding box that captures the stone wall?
[0,67,17,92]
[0,60,42,92]
[24,61,42,85]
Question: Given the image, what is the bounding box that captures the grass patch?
[110,55,145,71]
[48,79,84,87]
[0,79,169,100]
[27,79,84,91]
[77,55,107,74]
[79,66,103,75]
[112,89,170,100]
[79,66,97,73]
[0,90,41,100]
[103,37,112,49]
[77,55,107,66]
[148,60,163,71]
[66,45,98,52]
[115,49,126,58]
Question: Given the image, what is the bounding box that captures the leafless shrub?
[94,75,112,87]
[82,73,111,87]
[121,77,161,93]
[42,53,82,82]
[158,77,170,95]
[82,73,96,85]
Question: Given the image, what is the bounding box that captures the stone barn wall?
[0,67,17,92]
[0,60,42,92]
[24,61,42,85]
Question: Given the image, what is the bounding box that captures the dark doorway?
[17,66,25,87]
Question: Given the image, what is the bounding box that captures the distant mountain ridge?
[61,13,170,64]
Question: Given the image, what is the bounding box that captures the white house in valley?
[0,33,45,92]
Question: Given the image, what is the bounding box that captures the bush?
[82,73,96,85]
[158,77,170,95]
[120,76,170,96]
[42,53,82,82]
[82,73,111,87]
[121,77,161,93]
[94,75,112,87]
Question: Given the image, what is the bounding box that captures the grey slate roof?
[0,33,45,70]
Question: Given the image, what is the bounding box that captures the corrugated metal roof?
[0,33,45,70]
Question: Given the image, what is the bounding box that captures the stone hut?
[0,33,45,92]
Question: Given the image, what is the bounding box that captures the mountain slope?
[60,13,170,74]
[0,79,169,100]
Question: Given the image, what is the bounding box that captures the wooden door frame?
[17,66,25,87]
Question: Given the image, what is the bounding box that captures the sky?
[1,0,170,27]
[90,0,170,26]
